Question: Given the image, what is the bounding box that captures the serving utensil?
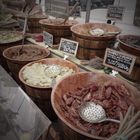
[79,102,120,123]
[18,5,34,55]
[44,65,61,78]
[44,65,61,87]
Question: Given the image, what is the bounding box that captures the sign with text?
[59,38,78,56]
[107,5,125,20]
[43,31,53,47]
[45,0,69,18]
[103,48,136,75]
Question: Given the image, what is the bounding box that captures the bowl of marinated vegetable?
[51,72,140,140]
[19,58,79,120]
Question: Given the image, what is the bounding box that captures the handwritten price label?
[107,5,125,20]
[59,38,78,56]
[103,48,136,74]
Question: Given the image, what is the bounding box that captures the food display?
[120,35,140,49]
[51,72,140,139]
[61,80,134,137]
[22,62,75,87]
[39,18,77,26]
[39,18,78,44]
[14,10,48,33]
[89,28,105,36]
[19,58,79,121]
[3,45,50,84]
[118,35,140,82]
[5,45,49,61]
[0,31,23,44]
[89,57,104,69]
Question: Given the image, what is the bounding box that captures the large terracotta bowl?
[14,13,48,33]
[71,23,121,59]
[118,35,140,82]
[0,31,23,71]
[19,58,80,120]
[51,72,140,140]
[3,44,50,84]
[39,18,78,44]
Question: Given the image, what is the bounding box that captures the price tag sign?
[107,5,125,20]
[103,48,136,75]
[45,0,69,18]
[43,31,53,47]
[59,38,78,56]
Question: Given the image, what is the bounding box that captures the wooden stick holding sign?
[59,38,78,60]
[103,48,136,75]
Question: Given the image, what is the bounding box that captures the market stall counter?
[26,37,140,90]
[0,66,51,140]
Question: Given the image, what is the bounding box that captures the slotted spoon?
[79,102,120,123]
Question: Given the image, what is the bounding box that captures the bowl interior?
[19,58,79,88]
[71,23,121,38]
[118,35,140,51]
[3,44,50,62]
[51,72,140,139]
[0,31,23,44]
[39,18,78,27]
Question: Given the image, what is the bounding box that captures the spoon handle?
[101,118,120,123]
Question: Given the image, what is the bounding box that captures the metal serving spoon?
[44,65,61,87]
[79,102,120,123]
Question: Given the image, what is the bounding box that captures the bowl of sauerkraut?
[19,58,79,88]
[19,58,79,120]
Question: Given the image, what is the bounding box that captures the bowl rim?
[0,31,23,44]
[71,22,121,40]
[39,18,78,28]
[117,34,140,52]
[19,58,80,89]
[3,44,50,62]
[51,71,140,139]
